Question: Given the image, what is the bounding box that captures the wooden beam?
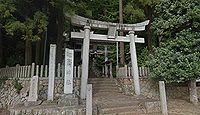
[71,32,145,43]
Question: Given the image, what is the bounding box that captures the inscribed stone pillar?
[64,48,74,94]
[129,31,140,95]
[28,76,39,101]
[47,44,56,101]
[80,25,91,99]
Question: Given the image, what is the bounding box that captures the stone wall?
[117,77,200,100]
[165,85,189,100]
[0,78,81,108]
[116,77,159,99]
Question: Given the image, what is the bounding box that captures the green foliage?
[138,0,160,6]
[0,0,16,23]
[124,3,145,23]
[152,0,200,41]
[4,11,48,41]
[137,48,149,66]
[148,0,200,83]
[0,0,48,41]
[13,79,23,94]
[147,37,200,83]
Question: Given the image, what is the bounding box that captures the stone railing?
[116,65,149,78]
[0,63,81,79]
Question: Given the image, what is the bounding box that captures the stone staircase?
[88,78,119,94]
[88,78,161,115]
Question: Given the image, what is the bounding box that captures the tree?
[119,0,125,65]
[148,0,200,104]
[0,0,48,65]
[0,0,16,66]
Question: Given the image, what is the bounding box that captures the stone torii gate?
[67,14,149,99]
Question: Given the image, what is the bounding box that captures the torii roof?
[65,14,149,31]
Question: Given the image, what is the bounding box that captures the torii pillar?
[129,31,140,95]
[80,25,91,99]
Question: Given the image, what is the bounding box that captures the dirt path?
[168,99,200,115]
[0,108,10,115]
[1,99,200,115]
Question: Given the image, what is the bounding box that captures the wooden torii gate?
[67,14,149,99]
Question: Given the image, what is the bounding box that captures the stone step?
[90,83,117,87]
[89,78,114,80]
[92,85,118,88]
[9,105,85,115]
[93,92,125,97]
[88,78,114,80]
[93,88,119,92]
[93,87,119,91]
[0,108,9,115]
[99,104,147,115]
[88,80,116,84]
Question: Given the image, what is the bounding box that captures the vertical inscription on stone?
[47,44,56,101]
[64,48,74,94]
[28,76,39,101]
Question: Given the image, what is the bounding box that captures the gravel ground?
[1,99,200,115]
[168,99,200,115]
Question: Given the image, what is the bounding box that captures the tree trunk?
[35,41,41,64]
[56,10,65,64]
[188,80,198,105]
[146,20,152,50]
[119,0,125,65]
[144,5,153,50]
[0,27,3,67]
[25,39,32,65]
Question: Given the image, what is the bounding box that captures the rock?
[24,100,42,107]
[145,101,161,113]
[58,94,79,106]
[20,83,29,97]
[11,103,24,108]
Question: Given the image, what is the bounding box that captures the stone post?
[80,25,91,99]
[86,84,92,115]
[116,42,119,66]
[64,48,74,94]
[28,76,39,101]
[31,63,35,77]
[104,45,108,77]
[116,65,119,78]
[129,31,140,95]
[159,81,168,115]
[109,62,113,78]
[47,44,56,101]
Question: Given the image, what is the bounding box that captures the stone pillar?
[81,45,83,61]
[80,25,91,99]
[129,31,140,95]
[109,62,113,78]
[104,46,108,77]
[116,65,119,78]
[86,84,92,115]
[159,81,168,115]
[28,76,39,101]
[64,48,74,94]
[47,44,56,101]
[116,42,119,66]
